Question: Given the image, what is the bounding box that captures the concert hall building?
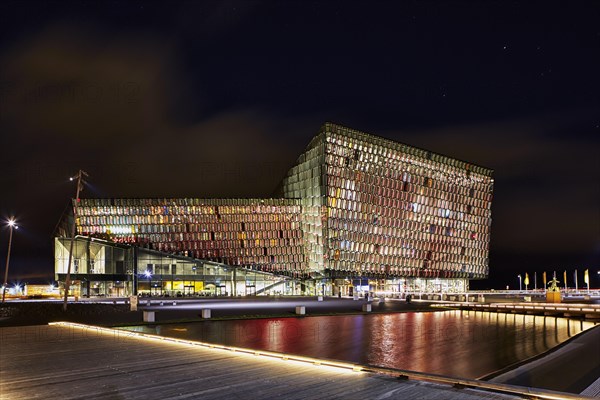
[54,123,493,297]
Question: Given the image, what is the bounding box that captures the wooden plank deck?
[0,324,528,399]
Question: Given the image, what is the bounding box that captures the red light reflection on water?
[149,311,593,379]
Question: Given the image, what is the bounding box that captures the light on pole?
[144,270,152,296]
[63,170,89,311]
[517,274,522,292]
[2,219,18,303]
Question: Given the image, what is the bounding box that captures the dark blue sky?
[0,0,598,288]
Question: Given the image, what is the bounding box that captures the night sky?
[0,1,598,289]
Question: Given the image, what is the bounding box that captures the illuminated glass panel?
[316,123,493,279]
[75,198,308,276]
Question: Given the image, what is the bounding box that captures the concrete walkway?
[489,324,600,395]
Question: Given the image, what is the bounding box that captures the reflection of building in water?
[54,123,494,297]
[126,311,595,379]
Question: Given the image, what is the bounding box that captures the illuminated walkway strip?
[48,321,363,373]
[432,302,600,316]
[49,322,593,400]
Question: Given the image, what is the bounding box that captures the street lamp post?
[63,170,88,311]
[517,274,522,292]
[144,270,152,296]
[2,219,18,303]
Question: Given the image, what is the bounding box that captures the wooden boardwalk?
[0,324,558,400]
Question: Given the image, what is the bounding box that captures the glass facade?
[280,123,493,280]
[55,237,306,297]
[55,123,493,296]
[73,198,308,276]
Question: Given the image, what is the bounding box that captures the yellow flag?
[584,269,589,285]
[543,271,547,286]
[524,273,529,286]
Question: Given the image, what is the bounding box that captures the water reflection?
[121,311,596,379]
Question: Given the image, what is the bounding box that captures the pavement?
[0,296,431,327]
[488,324,600,395]
[138,296,432,320]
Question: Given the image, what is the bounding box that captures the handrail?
[254,279,288,295]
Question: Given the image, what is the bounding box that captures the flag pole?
[584,269,589,293]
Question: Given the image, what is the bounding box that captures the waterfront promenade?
[1,296,599,399]
[0,322,585,400]
[2,294,598,327]
[0,296,433,327]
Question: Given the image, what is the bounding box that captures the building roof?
[321,122,494,176]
